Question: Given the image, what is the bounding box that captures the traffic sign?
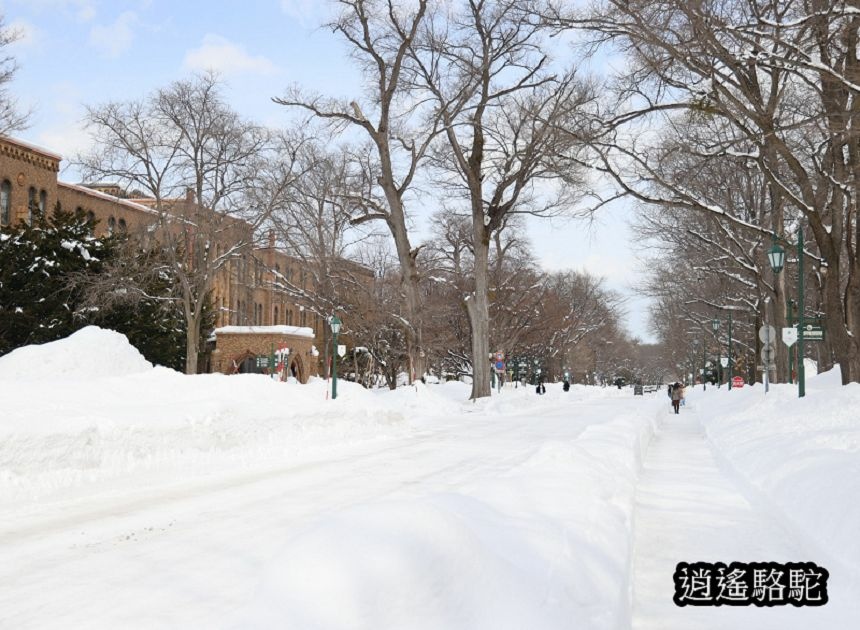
[495,360,505,371]
[782,327,797,347]
[758,325,777,344]
[760,345,776,364]
[800,323,824,341]
[732,376,744,388]
[720,357,729,368]
[495,351,505,361]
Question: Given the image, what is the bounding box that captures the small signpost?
[337,344,347,358]
[800,322,824,341]
[758,324,777,345]
[732,376,744,388]
[782,327,798,347]
[720,357,729,368]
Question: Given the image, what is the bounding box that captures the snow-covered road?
[2,330,858,629]
[1,388,649,629]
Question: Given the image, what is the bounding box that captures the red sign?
[732,376,745,388]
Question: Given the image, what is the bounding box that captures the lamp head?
[329,314,342,334]
[767,240,785,273]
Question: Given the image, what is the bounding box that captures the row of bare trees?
[545,0,860,385]
[28,0,858,393]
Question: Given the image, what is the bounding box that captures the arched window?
[39,190,47,214]
[28,187,37,222]
[107,216,116,234]
[287,309,293,326]
[118,218,127,232]
[0,180,10,226]
[274,306,279,325]
[85,210,95,225]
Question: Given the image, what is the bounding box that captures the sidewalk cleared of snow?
[632,402,857,629]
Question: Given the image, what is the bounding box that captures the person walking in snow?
[671,382,683,414]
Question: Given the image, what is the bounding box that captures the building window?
[107,216,116,234]
[274,306,279,325]
[118,218,127,232]
[28,187,37,222]
[301,310,306,327]
[39,190,47,214]
[287,310,293,326]
[0,180,10,226]
[85,210,95,225]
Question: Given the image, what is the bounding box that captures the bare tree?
[0,15,30,134]
[263,136,378,374]
[79,73,273,373]
[409,0,595,398]
[549,0,860,384]
[274,0,437,383]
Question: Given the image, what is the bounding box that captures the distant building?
[0,135,373,375]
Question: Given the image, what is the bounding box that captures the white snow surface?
[1,328,858,629]
[0,326,153,380]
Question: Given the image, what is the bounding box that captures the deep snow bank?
[0,329,420,502]
[236,403,660,630]
[693,370,860,583]
[0,326,153,379]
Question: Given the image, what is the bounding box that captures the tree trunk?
[468,230,492,400]
[822,266,859,385]
[185,310,201,375]
[768,269,788,384]
[380,181,425,383]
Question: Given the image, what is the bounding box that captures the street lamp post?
[767,228,805,398]
[329,315,342,400]
[711,318,721,387]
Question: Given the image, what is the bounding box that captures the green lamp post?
[767,229,804,397]
[329,314,342,400]
[711,318,721,386]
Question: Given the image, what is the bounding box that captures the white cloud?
[279,0,322,26]
[7,19,40,49]
[88,11,137,58]
[182,34,280,77]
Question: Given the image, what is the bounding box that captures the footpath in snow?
[633,391,860,629]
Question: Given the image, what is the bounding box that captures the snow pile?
[695,369,860,585]
[0,326,153,380]
[237,404,659,630]
[0,329,420,502]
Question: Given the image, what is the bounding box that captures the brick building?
[1,135,372,376]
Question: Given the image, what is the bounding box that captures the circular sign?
[758,325,777,344]
[495,361,505,370]
[760,346,775,363]
[732,376,745,387]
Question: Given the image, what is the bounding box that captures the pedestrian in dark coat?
[671,382,683,414]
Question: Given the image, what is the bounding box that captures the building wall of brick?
[2,134,370,379]
[210,331,318,383]
[0,138,60,226]
[57,183,155,236]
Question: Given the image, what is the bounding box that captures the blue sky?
[4,0,655,342]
